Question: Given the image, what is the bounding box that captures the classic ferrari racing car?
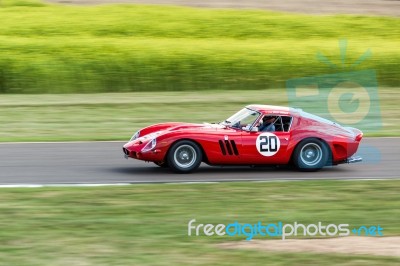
[123,105,363,173]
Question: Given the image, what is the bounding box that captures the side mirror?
[242,125,259,132]
[242,125,251,131]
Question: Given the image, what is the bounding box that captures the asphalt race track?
[0,138,398,185]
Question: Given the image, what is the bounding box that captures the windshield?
[221,108,261,129]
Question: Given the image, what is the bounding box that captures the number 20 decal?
[256,132,280,156]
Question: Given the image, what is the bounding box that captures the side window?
[273,116,293,132]
[282,116,293,132]
[259,115,293,132]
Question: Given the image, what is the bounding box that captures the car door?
[240,129,290,165]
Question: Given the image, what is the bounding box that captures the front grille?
[123,148,129,156]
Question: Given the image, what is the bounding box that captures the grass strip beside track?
[0,180,398,265]
[0,89,398,142]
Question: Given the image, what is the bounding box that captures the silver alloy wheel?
[300,143,323,166]
[173,144,197,169]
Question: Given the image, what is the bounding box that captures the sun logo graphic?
[286,39,381,133]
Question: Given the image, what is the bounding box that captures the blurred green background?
[0,0,399,140]
[0,0,399,93]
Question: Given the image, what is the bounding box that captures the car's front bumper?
[123,143,165,162]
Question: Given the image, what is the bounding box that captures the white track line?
[0,183,132,188]
[0,178,396,188]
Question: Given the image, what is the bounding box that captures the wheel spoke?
[174,144,197,168]
[300,143,322,166]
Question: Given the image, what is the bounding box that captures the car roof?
[246,104,300,116]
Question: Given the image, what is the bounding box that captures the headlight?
[141,138,157,152]
[130,130,140,141]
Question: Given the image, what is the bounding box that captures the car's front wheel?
[293,138,329,171]
[167,140,202,173]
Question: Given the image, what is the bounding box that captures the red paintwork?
[123,105,363,166]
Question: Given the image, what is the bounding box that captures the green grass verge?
[0,1,399,93]
[0,89,398,141]
[0,180,398,265]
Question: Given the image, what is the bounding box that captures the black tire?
[154,161,168,168]
[293,138,329,171]
[167,140,202,173]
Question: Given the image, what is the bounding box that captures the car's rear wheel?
[293,138,329,171]
[167,140,202,173]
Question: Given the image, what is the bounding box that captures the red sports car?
[123,105,363,173]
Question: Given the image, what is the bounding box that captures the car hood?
[136,122,236,141]
[161,122,226,131]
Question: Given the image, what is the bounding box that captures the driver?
[259,116,276,132]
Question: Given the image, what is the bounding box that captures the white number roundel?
[256,132,280,156]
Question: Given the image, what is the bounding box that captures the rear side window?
[273,116,293,132]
